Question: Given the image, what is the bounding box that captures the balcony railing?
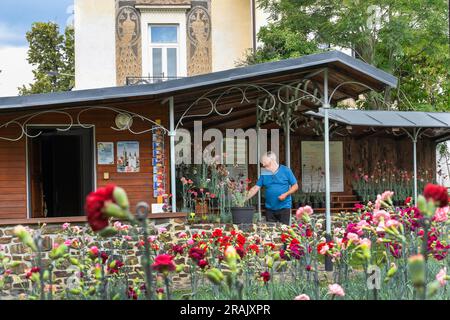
[126,76,184,86]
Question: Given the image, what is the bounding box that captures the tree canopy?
[246,0,449,111]
[19,22,74,95]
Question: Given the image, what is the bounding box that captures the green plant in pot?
[228,176,254,224]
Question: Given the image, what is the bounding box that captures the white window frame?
[139,6,189,79]
[148,24,179,79]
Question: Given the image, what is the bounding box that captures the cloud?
[0,22,25,45]
[0,46,34,97]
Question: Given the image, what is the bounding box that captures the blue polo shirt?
[256,165,297,210]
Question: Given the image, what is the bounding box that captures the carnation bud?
[113,187,130,210]
[176,264,185,273]
[103,202,129,220]
[408,254,426,289]
[265,256,274,269]
[13,225,37,251]
[69,288,81,295]
[49,244,68,260]
[225,246,238,264]
[70,258,80,266]
[98,226,118,238]
[384,263,398,283]
[206,268,224,285]
[276,260,288,272]
[426,280,441,298]
[43,270,50,281]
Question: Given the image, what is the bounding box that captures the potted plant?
[228,176,254,224]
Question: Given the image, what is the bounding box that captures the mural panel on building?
[187,1,212,75]
[116,2,142,86]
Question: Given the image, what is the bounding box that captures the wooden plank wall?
[0,104,169,219]
[248,134,437,194]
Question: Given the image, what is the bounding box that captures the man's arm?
[278,183,299,201]
[246,185,261,200]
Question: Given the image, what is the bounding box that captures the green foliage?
[19,22,74,95]
[246,0,449,111]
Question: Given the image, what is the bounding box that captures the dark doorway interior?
[29,127,94,218]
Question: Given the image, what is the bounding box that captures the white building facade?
[74,0,270,90]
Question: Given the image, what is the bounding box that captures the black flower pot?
[231,207,255,224]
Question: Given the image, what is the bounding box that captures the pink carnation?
[381,191,394,202]
[294,294,310,300]
[319,244,330,255]
[385,219,400,228]
[62,223,70,230]
[328,283,345,297]
[360,238,372,248]
[373,210,390,224]
[433,207,449,223]
[347,232,359,241]
[436,267,447,287]
[296,206,313,220]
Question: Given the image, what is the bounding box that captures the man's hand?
[278,183,298,201]
[278,193,287,201]
[246,185,260,201]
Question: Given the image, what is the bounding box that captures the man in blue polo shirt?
[247,151,298,224]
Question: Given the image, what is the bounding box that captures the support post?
[285,90,292,225]
[256,106,262,215]
[413,134,418,205]
[285,92,291,168]
[168,96,177,212]
[323,68,333,271]
[403,128,422,206]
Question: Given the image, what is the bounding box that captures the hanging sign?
[301,141,344,192]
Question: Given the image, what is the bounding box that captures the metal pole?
[323,68,333,271]
[285,91,291,168]
[413,129,418,205]
[256,106,261,215]
[169,96,177,212]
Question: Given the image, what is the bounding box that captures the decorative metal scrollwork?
[0,106,169,141]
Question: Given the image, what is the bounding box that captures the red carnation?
[107,260,124,274]
[127,286,138,300]
[25,266,41,279]
[260,271,271,283]
[212,229,223,238]
[404,196,412,206]
[151,254,176,273]
[189,247,205,262]
[424,183,449,208]
[171,244,184,255]
[198,259,209,269]
[85,184,116,232]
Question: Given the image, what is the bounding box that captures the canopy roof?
[0,50,397,114]
[306,108,450,142]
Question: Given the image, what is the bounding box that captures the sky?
[0,0,73,97]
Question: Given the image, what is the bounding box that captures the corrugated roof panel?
[306,109,450,128]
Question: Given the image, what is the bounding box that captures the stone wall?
[0,218,284,297]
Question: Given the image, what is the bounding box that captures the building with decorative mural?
[74,0,269,89]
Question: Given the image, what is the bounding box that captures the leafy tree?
[19,22,74,95]
[245,0,449,111]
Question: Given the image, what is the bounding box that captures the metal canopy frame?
[0,51,398,230]
[306,109,450,207]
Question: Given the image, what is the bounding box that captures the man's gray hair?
[261,151,277,162]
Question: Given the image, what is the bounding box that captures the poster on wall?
[301,141,344,192]
[117,141,140,172]
[97,142,114,165]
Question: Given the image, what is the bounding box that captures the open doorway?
[28,127,94,218]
